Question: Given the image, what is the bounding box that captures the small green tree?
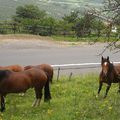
[57,20,74,36]
[40,17,57,36]
[12,4,48,35]
[92,19,105,37]
[21,19,41,34]
[15,4,46,20]
[62,10,79,24]
[74,11,96,38]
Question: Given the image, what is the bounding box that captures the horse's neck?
[0,70,11,80]
[109,63,120,78]
[109,63,114,72]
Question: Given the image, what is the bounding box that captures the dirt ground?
[0,34,92,49]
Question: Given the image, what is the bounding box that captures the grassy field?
[1,74,120,120]
[52,35,119,42]
[0,34,119,43]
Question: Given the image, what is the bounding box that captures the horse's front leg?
[0,95,5,112]
[96,82,103,98]
[104,83,111,98]
[117,83,120,93]
[32,87,42,107]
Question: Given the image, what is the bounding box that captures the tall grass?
[52,35,119,42]
[1,74,120,120]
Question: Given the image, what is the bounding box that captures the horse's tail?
[49,71,53,84]
[44,72,51,102]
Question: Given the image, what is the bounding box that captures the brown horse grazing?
[0,65,24,72]
[0,68,51,112]
[97,56,120,98]
[24,64,54,83]
[0,65,25,96]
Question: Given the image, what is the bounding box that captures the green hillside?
[0,0,103,20]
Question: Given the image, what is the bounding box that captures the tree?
[62,10,79,24]
[57,20,73,36]
[101,0,120,53]
[39,17,57,36]
[88,0,120,53]
[92,19,105,38]
[103,0,120,25]
[15,4,46,20]
[74,11,95,38]
[12,4,50,35]
[54,11,79,37]
[21,19,40,34]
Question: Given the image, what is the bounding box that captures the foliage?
[1,74,120,120]
[39,17,57,36]
[0,3,119,43]
[56,20,74,36]
[0,0,104,20]
[15,4,46,20]
[103,0,120,25]
[21,19,41,34]
[62,10,79,24]
[12,4,49,35]
[92,19,105,37]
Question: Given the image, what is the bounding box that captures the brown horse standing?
[97,56,120,98]
[0,65,24,72]
[0,68,51,112]
[24,64,54,83]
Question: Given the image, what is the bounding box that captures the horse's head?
[0,70,10,81]
[101,56,111,76]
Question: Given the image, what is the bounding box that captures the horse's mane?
[109,62,114,73]
[0,70,11,80]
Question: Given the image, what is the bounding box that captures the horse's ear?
[101,56,104,65]
[107,56,109,61]
[101,56,104,61]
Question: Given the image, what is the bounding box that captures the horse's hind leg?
[44,79,51,102]
[117,83,120,93]
[0,95,5,112]
[32,87,43,107]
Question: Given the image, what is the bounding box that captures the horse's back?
[0,68,48,94]
[0,65,24,72]
[114,64,120,74]
[37,64,53,74]
[24,65,34,70]
[6,65,24,72]
[24,64,53,73]
[0,70,30,94]
[36,64,53,83]
[24,64,53,78]
[24,68,48,87]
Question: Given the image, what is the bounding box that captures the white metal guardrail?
[51,62,120,80]
[51,62,120,68]
[52,62,120,80]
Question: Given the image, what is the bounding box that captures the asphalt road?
[0,41,120,75]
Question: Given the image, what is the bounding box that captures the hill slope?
[0,0,104,20]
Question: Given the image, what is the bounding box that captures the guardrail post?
[69,72,73,81]
[57,67,60,81]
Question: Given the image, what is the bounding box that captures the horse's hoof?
[96,95,99,98]
[117,90,120,93]
[103,96,107,99]
[44,99,50,103]
[0,108,5,112]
